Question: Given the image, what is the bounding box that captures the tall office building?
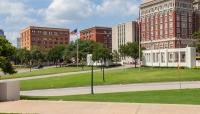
[80,26,112,50]
[0,29,5,37]
[17,38,21,48]
[112,21,139,63]
[139,0,193,50]
[112,21,139,51]
[21,26,70,50]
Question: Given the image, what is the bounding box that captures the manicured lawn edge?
[21,89,200,105]
[20,68,200,91]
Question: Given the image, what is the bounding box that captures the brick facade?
[139,0,193,50]
[80,27,112,50]
[20,26,70,50]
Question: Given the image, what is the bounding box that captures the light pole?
[178,40,182,89]
[76,37,79,68]
[90,59,94,94]
[91,64,94,94]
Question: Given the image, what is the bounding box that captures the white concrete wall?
[142,47,196,68]
[197,60,200,67]
[0,81,20,101]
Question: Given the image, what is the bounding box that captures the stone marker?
[0,81,20,101]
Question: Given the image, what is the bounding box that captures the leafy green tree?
[120,42,139,68]
[92,43,111,82]
[112,50,120,64]
[31,46,45,66]
[47,46,65,67]
[193,31,200,53]
[0,36,16,74]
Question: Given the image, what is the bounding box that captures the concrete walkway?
[0,100,200,114]
[0,66,130,83]
[21,81,200,96]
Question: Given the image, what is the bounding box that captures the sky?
[0,0,143,46]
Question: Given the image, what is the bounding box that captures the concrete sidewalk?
[0,100,200,114]
[21,81,200,96]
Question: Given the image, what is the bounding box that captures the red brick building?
[80,26,112,49]
[20,26,70,50]
[139,0,193,50]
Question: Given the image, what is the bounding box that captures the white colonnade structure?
[142,47,196,68]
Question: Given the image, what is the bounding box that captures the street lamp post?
[90,60,94,94]
[91,64,94,94]
[77,38,79,68]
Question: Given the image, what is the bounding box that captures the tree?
[0,36,16,74]
[120,42,139,68]
[112,50,120,64]
[47,46,65,67]
[193,31,200,53]
[92,43,111,82]
[20,49,32,71]
[31,46,45,66]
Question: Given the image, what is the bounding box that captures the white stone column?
[165,49,168,67]
[186,47,196,68]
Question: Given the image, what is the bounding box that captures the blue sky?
[0,0,142,46]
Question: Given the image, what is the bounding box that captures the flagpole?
[77,34,79,68]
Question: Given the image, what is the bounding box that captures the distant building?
[139,0,193,50]
[17,38,21,49]
[0,29,5,38]
[80,26,112,50]
[112,21,139,64]
[193,0,200,32]
[20,26,70,50]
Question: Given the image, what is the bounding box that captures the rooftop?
[80,26,112,32]
[21,26,69,33]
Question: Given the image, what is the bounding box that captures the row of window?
[141,1,192,16]
[31,37,68,41]
[31,30,68,36]
[32,41,68,45]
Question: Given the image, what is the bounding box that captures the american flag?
[70,29,78,35]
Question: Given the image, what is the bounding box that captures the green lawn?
[21,89,200,105]
[20,68,200,91]
[0,66,92,80]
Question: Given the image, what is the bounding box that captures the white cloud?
[0,0,39,46]
[0,0,142,46]
[4,32,20,47]
[96,0,140,17]
[44,0,95,25]
[44,0,141,25]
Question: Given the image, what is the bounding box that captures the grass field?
[0,66,92,80]
[20,68,200,91]
[21,89,200,105]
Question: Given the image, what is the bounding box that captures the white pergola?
[142,47,196,68]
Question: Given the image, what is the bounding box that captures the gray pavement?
[0,100,200,114]
[0,65,57,75]
[21,81,200,96]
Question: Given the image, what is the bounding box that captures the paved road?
[0,100,200,114]
[0,65,57,75]
[0,66,131,83]
[21,81,200,96]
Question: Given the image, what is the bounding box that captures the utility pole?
[77,38,79,68]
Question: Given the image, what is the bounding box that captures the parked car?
[36,64,43,69]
